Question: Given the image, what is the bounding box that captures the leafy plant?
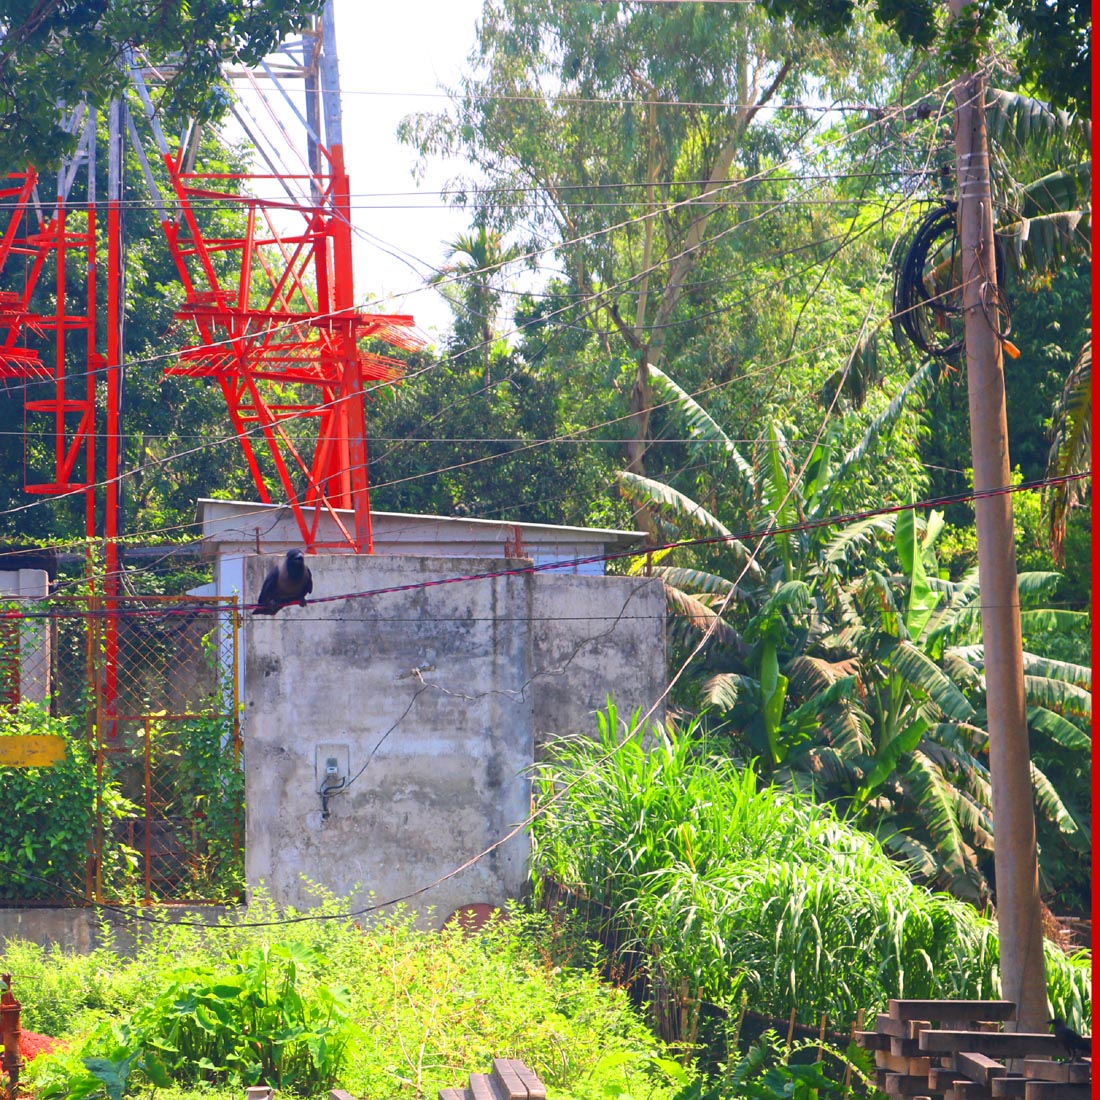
[34,942,356,1098]
[793,513,1090,904]
[23,890,678,1100]
[0,700,136,900]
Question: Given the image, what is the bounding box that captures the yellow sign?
[0,735,66,767]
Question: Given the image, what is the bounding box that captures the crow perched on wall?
[253,548,313,615]
[1050,1017,1091,1061]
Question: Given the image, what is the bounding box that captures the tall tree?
[400,0,904,534]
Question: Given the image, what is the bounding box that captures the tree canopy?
[0,0,324,170]
[757,0,1090,118]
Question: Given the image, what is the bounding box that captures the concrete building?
[198,501,668,926]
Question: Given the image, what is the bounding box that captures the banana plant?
[618,363,930,772]
[986,88,1091,281]
[1044,340,1090,563]
[793,509,1090,903]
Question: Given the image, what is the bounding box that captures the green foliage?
[0,937,134,1038]
[23,897,676,1100]
[160,711,245,901]
[33,942,354,1097]
[0,701,135,900]
[755,0,1089,119]
[0,0,325,170]
[531,705,1092,1035]
[682,1027,874,1100]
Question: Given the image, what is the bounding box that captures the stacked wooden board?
[439,1059,548,1100]
[855,1000,1091,1100]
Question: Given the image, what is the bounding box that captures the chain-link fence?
[0,594,243,905]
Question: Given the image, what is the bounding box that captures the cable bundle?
[891,203,964,359]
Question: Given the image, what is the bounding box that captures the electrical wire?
[4,471,1087,619]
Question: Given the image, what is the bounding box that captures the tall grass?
[530,705,1091,1034]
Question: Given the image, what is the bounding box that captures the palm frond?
[650,565,739,597]
[898,752,977,897]
[1027,706,1090,751]
[1045,341,1091,564]
[1020,608,1091,633]
[663,584,743,648]
[875,829,939,881]
[985,88,1090,155]
[1000,211,1091,277]
[702,671,759,712]
[1030,760,1088,843]
[1020,652,1091,688]
[646,364,754,490]
[786,654,862,694]
[1016,571,1067,603]
[817,700,874,759]
[760,579,812,618]
[890,642,976,722]
[1023,675,1091,720]
[616,470,766,581]
[821,514,897,565]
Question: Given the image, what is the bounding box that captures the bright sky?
[330,0,486,336]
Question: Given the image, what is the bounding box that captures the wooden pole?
[947,2,1047,1029]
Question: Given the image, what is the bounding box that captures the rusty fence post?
[0,974,22,1100]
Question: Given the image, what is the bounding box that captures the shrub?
[0,701,135,901]
[32,942,356,1098]
[22,895,680,1100]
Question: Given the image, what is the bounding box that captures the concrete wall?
[242,554,665,925]
[0,906,230,955]
[0,568,50,702]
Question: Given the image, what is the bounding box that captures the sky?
[323,0,487,336]
[225,0,486,338]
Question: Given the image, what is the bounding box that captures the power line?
[5,472,1088,619]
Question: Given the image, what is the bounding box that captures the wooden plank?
[438,1090,466,1100]
[506,1062,547,1100]
[857,1029,891,1050]
[920,1032,1064,1059]
[0,734,65,767]
[491,1059,528,1100]
[892,1036,926,1057]
[890,1001,1017,1024]
[878,1014,914,1038]
[469,1073,496,1100]
[883,1072,937,1097]
[956,1052,1010,1087]
[1022,1062,1090,1084]
[1023,1084,1091,1100]
[876,1050,931,1074]
[991,1079,1027,1098]
[945,1084,991,1100]
[930,1067,970,1089]
[877,1014,933,1040]
[329,1092,355,1100]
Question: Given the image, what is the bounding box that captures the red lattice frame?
[159,142,424,552]
[0,169,99,520]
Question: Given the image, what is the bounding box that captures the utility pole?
[948,0,1047,1029]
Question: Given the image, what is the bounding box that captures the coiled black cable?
[892,202,964,359]
[892,201,1009,361]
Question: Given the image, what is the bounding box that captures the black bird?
[1050,1017,1091,1061]
[253,548,313,615]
